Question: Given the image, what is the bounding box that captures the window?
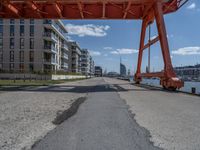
[29,51,34,62]
[0,63,2,71]
[0,19,3,24]
[20,19,24,24]
[43,20,52,24]
[9,63,14,71]
[19,63,24,72]
[30,19,34,24]
[30,25,34,36]
[10,25,14,36]
[10,19,15,24]
[20,38,24,49]
[19,51,24,62]
[0,25,3,36]
[29,63,34,72]
[20,25,24,36]
[30,38,34,49]
[10,38,14,49]
[0,51,3,62]
[10,51,14,62]
[0,38,3,49]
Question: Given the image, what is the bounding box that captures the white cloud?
[104,47,113,50]
[110,48,138,55]
[187,3,196,10]
[65,24,110,37]
[172,47,200,55]
[89,50,101,56]
[104,54,108,57]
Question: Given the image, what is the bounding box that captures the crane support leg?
[135,1,184,90]
[134,18,148,84]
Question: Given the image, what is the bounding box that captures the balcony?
[61,63,68,69]
[43,58,56,64]
[43,32,57,42]
[43,20,66,40]
[44,45,57,53]
[61,44,68,51]
[61,53,68,60]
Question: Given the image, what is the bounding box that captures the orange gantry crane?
[0,0,187,90]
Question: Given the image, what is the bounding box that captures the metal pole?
[148,24,151,73]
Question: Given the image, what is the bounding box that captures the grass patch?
[0,78,86,86]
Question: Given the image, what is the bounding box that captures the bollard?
[191,87,196,94]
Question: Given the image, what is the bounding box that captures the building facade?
[174,64,200,81]
[68,42,81,73]
[80,49,90,75]
[120,63,127,76]
[0,19,69,73]
[89,56,95,76]
[95,66,102,77]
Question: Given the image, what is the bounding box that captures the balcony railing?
[43,32,58,41]
[61,44,68,50]
[44,45,57,52]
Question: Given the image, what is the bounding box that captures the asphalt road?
[32,78,161,150]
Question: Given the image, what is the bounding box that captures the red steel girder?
[0,0,184,19]
[135,1,184,90]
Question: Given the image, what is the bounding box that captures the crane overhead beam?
[0,0,186,19]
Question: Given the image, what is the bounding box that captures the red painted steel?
[0,0,186,89]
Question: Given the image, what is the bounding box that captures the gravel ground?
[0,78,97,150]
[104,78,200,150]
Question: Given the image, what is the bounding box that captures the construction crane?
[0,0,188,90]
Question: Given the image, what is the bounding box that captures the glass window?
[0,25,3,36]
[29,63,34,72]
[10,25,15,36]
[19,51,24,62]
[0,19,3,24]
[0,38,3,49]
[19,63,24,72]
[30,25,34,36]
[10,51,14,62]
[29,51,34,62]
[10,19,15,24]
[20,19,24,24]
[30,38,34,49]
[10,38,14,49]
[0,51,3,62]
[20,25,24,36]
[30,19,34,24]
[20,38,24,49]
[43,20,51,24]
[9,63,14,71]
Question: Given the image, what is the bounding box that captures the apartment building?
[89,56,95,76]
[0,19,69,73]
[68,42,81,73]
[80,49,90,75]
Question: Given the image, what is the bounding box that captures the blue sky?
[62,0,200,74]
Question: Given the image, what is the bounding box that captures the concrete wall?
[0,73,86,80]
[51,75,86,80]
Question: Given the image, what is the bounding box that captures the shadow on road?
[0,82,171,94]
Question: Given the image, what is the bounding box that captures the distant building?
[89,56,95,76]
[174,64,200,81]
[120,63,127,76]
[68,42,81,73]
[0,19,69,73]
[80,49,90,75]
[95,66,102,77]
[107,72,119,77]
